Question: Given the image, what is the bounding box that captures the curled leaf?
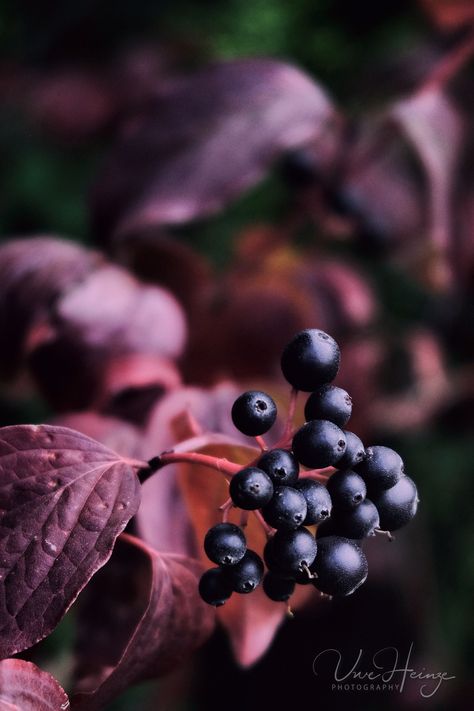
[0,425,142,658]
[71,534,214,711]
[0,658,69,711]
[90,58,338,239]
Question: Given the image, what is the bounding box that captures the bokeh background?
[0,1,473,710]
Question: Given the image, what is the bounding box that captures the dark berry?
[371,476,418,531]
[231,390,277,436]
[229,467,274,510]
[312,536,368,596]
[326,499,380,539]
[305,385,352,428]
[335,431,366,470]
[295,479,332,524]
[292,419,346,468]
[281,329,341,392]
[263,572,296,601]
[225,550,264,593]
[258,448,299,486]
[269,528,317,575]
[262,486,307,530]
[355,445,404,492]
[326,469,367,510]
[204,523,246,566]
[199,568,233,606]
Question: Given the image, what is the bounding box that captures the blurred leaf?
[71,534,214,711]
[0,658,69,710]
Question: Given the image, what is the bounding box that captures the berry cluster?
[199,328,419,607]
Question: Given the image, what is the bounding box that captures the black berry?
[229,467,274,510]
[231,390,277,436]
[323,499,380,539]
[312,536,368,596]
[258,448,299,486]
[204,523,247,566]
[305,385,352,428]
[225,550,264,593]
[269,528,317,575]
[263,572,296,601]
[371,476,419,531]
[292,419,346,468]
[295,479,332,524]
[199,568,233,606]
[262,486,307,530]
[281,329,341,391]
[355,445,404,492]
[335,431,366,470]
[326,469,367,510]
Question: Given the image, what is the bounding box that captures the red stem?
[252,510,275,539]
[157,451,241,477]
[255,435,268,451]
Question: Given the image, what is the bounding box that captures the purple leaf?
[90,58,338,239]
[0,658,69,711]
[0,237,101,378]
[54,264,187,359]
[71,534,215,711]
[0,425,142,658]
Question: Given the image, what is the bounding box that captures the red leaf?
[90,58,338,238]
[420,0,474,29]
[0,237,101,378]
[71,534,214,711]
[0,658,69,711]
[0,425,142,658]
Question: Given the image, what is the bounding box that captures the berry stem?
[252,510,275,539]
[219,497,234,522]
[148,451,242,478]
[254,435,268,451]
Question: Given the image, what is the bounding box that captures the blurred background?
[0,1,473,710]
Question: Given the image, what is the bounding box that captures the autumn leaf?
[0,425,143,658]
[0,658,69,711]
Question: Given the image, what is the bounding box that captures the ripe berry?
[263,572,296,602]
[199,568,233,606]
[231,390,277,436]
[371,476,419,531]
[320,499,380,539]
[292,419,346,468]
[281,329,341,392]
[229,467,274,510]
[225,550,264,593]
[294,479,332,524]
[269,528,317,575]
[355,445,404,492]
[312,536,368,596]
[335,431,366,470]
[262,486,307,530]
[304,385,352,427]
[258,448,299,486]
[326,469,367,510]
[204,523,247,566]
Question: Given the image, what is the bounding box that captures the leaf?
[90,58,338,239]
[0,425,142,658]
[54,264,187,359]
[420,0,474,29]
[71,534,214,711]
[0,237,101,379]
[389,88,464,288]
[0,658,69,711]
